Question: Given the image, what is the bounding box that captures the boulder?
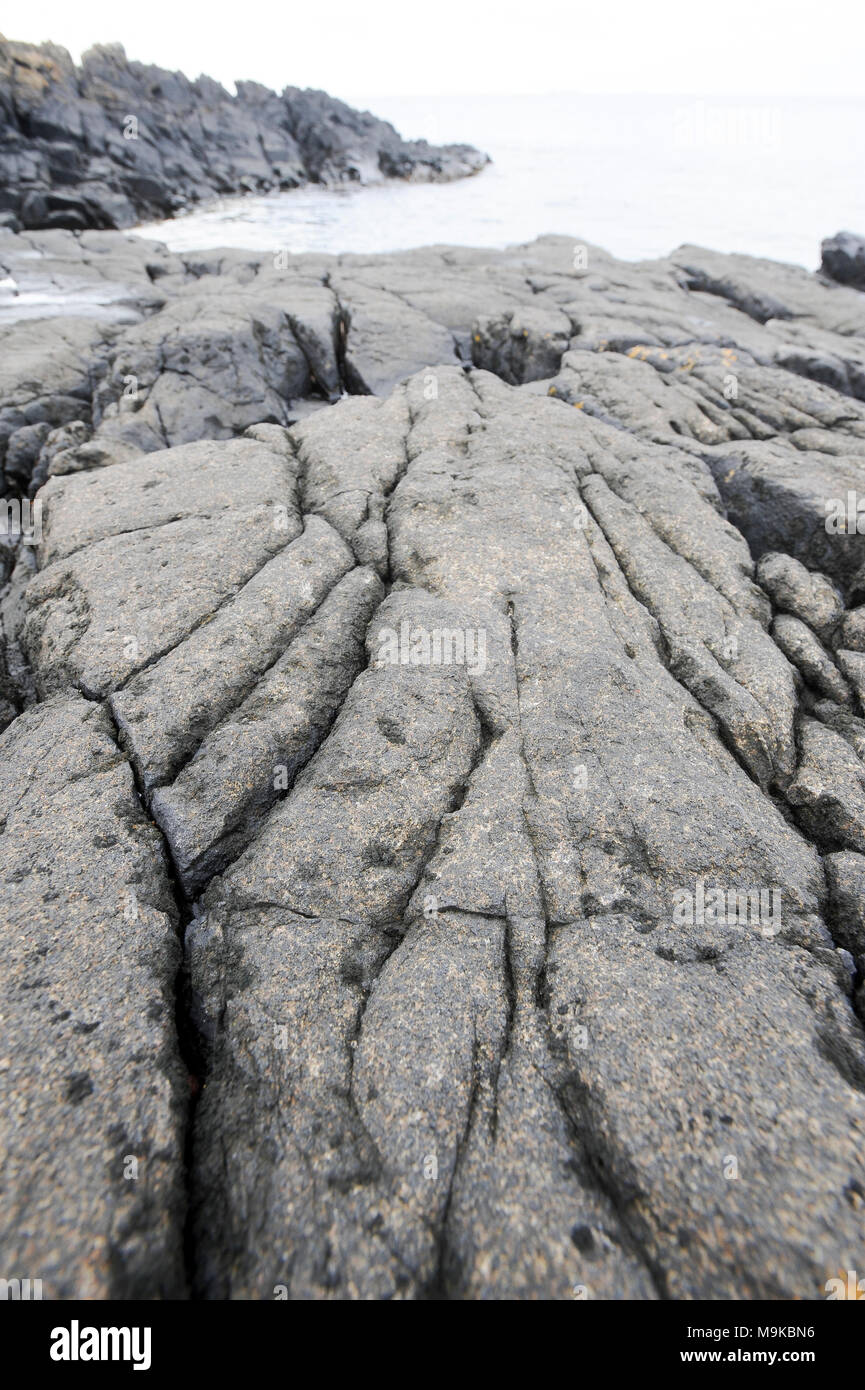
[822,230,865,289]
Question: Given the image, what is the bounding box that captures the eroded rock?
[3,229,865,1302]
[0,696,185,1297]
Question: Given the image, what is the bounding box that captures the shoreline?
[0,35,488,235]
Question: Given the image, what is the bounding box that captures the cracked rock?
[0,696,185,1298]
[3,228,865,1302]
[757,551,844,643]
[772,614,852,704]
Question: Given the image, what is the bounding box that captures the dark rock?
[836,648,865,711]
[822,231,865,289]
[0,36,489,232]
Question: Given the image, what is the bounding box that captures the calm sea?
[135,91,865,268]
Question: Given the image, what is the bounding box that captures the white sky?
[2,0,862,98]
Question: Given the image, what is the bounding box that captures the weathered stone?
[812,697,865,762]
[772,614,851,704]
[838,605,865,652]
[824,851,865,971]
[787,717,865,852]
[182,370,865,1300]
[3,224,865,1303]
[0,37,488,232]
[24,437,299,697]
[151,566,384,895]
[836,648,865,713]
[756,551,844,642]
[111,516,354,789]
[0,695,185,1298]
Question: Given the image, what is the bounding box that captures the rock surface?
[0,36,488,233]
[0,696,185,1297]
[1,225,865,1299]
[822,231,865,289]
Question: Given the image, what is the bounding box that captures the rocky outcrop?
[822,231,865,289]
[2,226,865,1299]
[0,36,488,232]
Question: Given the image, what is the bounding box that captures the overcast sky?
[2,0,862,99]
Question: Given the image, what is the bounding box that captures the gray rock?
[331,274,460,395]
[472,304,572,384]
[0,312,106,488]
[836,648,865,712]
[0,695,185,1297]
[772,614,851,703]
[111,516,354,789]
[838,605,865,652]
[756,551,844,642]
[24,436,299,697]
[295,388,411,574]
[787,717,865,851]
[91,274,345,453]
[703,440,865,588]
[3,228,865,1302]
[182,371,864,1299]
[824,851,865,971]
[812,697,865,762]
[30,419,90,490]
[151,566,384,895]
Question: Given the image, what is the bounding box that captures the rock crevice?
[2,228,865,1299]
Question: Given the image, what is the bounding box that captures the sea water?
[136,91,865,268]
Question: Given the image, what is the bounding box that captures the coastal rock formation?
[0,36,488,233]
[822,230,865,290]
[1,226,865,1299]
